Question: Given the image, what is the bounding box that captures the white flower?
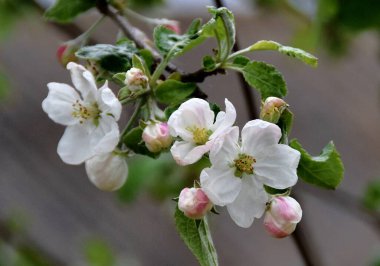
[124,67,148,92]
[42,62,122,165]
[168,98,236,165]
[200,120,300,228]
[85,152,128,191]
[263,196,302,238]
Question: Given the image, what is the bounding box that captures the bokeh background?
[0,0,380,265]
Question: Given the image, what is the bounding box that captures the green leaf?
[246,40,318,67]
[153,25,207,60]
[44,0,95,23]
[232,55,250,67]
[264,185,290,195]
[203,7,235,61]
[139,49,155,73]
[278,109,293,144]
[132,54,151,78]
[175,207,218,266]
[164,104,180,120]
[241,61,287,99]
[202,56,216,71]
[76,42,138,73]
[155,80,196,105]
[122,127,158,158]
[290,139,344,189]
[363,180,380,211]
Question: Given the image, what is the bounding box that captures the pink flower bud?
[264,196,302,238]
[178,188,213,219]
[260,97,288,123]
[163,20,181,34]
[57,41,79,66]
[125,67,149,91]
[142,122,173,153]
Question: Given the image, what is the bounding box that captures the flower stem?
[120,98,144,138]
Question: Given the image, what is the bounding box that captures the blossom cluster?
[42,62,302,237]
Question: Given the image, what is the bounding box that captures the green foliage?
[278,109,293,144]
[363,180,380,211]
[155,80,196,105]
[231,55,250,67]
[84,239,116,266]
[247,40,318,67]
[44,0,95,23]
[76,41,138,73]
[175,207,218,266]
[202,56,216,71]
[241,61,287,99]
[290,139,344,189]
[203,7,235,62]
[264,185,290,195]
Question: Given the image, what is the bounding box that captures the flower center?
[72,100,101,125]
[234,154,256,177]
[190,127,212,145]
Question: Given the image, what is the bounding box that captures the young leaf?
[290,139,344,189]
[44,0,95,23]
[155,80,196,105]
[232,55,250,67]
[363,180,380,211]
[241,61,287,99]
[246,40,318,67]
[278,109,294,144]
[175,207,218,266]
[202,56,216,71]
[76,42,138,73]
[203,7,235,62]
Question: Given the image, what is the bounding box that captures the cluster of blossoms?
[43,62,302,237]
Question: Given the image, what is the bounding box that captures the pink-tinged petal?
[170,141,210,165]
[254,144,300,189]
[241,119,282,157]
[85,153,128,191]
[67,62,97,101]
[210,98,236,139]
[226,176,268,228]
[209,126,240,168]
[90,116,120,155]
[97,81,122,121]
[57,125,93,165]
[178,188,212,219]
[42,82,80,126]
[200,167,241,206]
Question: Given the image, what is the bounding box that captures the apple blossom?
[57,41,79,66]
[168,98,236,166]
[163,20,181,34]
[124,67,149,92]
[85,152,128,191]
[200,120,300,228]
[42,62,122,165]
[264,196,302,238]
[178,187,213,219]
[142,122,173,153]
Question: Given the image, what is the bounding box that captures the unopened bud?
[57,41,79,66]
[85,153,128,192]
[264,196,302,238]
[142,122,173,153]
[260,97,288,123]
[125,67,149,91]
[163,20,181,34]
[178,188,213,219]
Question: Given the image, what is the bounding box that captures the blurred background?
[0,0,380,265]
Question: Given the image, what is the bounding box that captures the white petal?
[42,82,80,126]
[241,119,282,156]
[226,176,268,228]
[255,144,300,189]
[210,98,236,139]
[200,167,242,206]
[67,62,97,101]
[90,116,120,155]
[97,81,122,121]
[57,125,93,165]
[85,153,128,191]
[170,140,210,165]
[209,126,240,168]
[167,98,214,141]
